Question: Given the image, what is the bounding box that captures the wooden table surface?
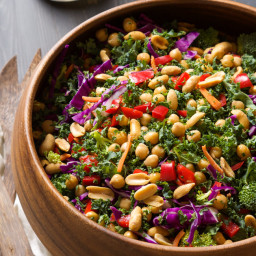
[0,0,255,81]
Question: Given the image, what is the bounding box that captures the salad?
[33,14,256,247]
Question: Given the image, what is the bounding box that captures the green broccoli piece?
[180,230,216,247]
[239,182,256,211]
[91,131,112,151]
[241,158,256,184]
[196,190,212,205]
[192,27,219,49]
[237,32,256,57]
[46,151,61,164]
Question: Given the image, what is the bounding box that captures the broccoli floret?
[46,151,61,164]
[237,32,256,57]
[241,158,256,184]
[196,190,212,205]
[91,131,112,151]
[180,230,216,247]
[239,182,256,211]
[192,27,219,49]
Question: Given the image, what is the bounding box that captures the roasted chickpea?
[95,28,108,42]
[41,120,55,133]
[85,211,99,222]
[84,120,93,132]
[124,231,138,239]
[169,48,182,62]
[210,147,222,159]
[233,56,242,67]
[213,194,228,210]
[215,119,225,127]
[108,33,121,47]
[197,159,210,170]
[107,223,116,232]
[33,101,45,112]
[144,132,159,145]
[232,100,245,109]
[153,94,165,104]
[249,86,256,95]
[142,207,152,222]
[140,113,152,126]
[135,143,149,160]
[180,60,189,69]
[171,122,185,137]
[149,172,161,183]
[185,163,195,172]
[150,205,162,214]
[186,130,201,142]
[141,126,148,132]
[194,172,207,185]
[119,116,129,126]
[137,53,150,64]
[75,185,86,197]
[237,144,251,160]
[140,93,152,103]
[213,232,226,245]
[151,145,165,158]
[221,54,234,68]
[123,18,137,32]
[167,114,180,124]
[65,174,78,190]
[110,174,125,189]
[144,154,159,168]
[198,98,206,106]
[186,99,197,108]
[96,87,106,96]
[120,198,131,210]
[108,143,120,152]
[154,85,167,95]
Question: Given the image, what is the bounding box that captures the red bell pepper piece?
[101,118,112,128]
[68,133,74,143]
[171,76,178,83]
[133,169,148,175]
[121,107,143,119]
[160,161,176,181]
[200,73,211,82]
[110,213,116,222]
[54,147,61,154]
[234,73,253,88]
[219,94,227,107]
[117,215,130,228]
[221,220,240,238]
[174,72,190,90]
[82,175,101,186]
[84,200,97,214]
[177,110,187,117]
[111,115,119,127]
[238,208,250,215]
[79,155,98,173]
[212,181,222,196]
[111,64,118,71]
[152,106,169,121]
[105,99,121,114]
[176,179,184,186]
[231,161,244,171]
[71,147,86,154]
[129,70,154,85]
[154,55,173,66]
[134,103,154,113]
[177,164,196,184]
[89,65,96,73]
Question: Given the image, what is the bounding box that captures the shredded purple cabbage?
[207,164,217,179]
[110,206,122,220]
[134,231,158,244]
[113,64,129,74]
[128,185,142,191]
[249,125,256,137]
[158,157,168,167]
[105,178,131,198]
[208,185,236,201]
[79,192,88,201]
[60,161,79,173]
[228,115,237,125]
[184,50,197,60]
[249,95,256,104]
[187,201,201,244]
[137,23,163,33]
[174,32,200,52]
[147,39,159,58]
[105,23,125,34]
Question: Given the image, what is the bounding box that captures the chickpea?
[180,60,189,69]
[120,198,131,210]
[137,53,150,64]
[149,205,162,214]
[197,159,210,170]
[144,154,159,168]
[119,116,129,126]
[110,174,125,189]
[154,85,167,95]
[75,185,86,197]
[33,130,42,140]
[85,211,99,222]
[213,232,226,245]
[233,56,242,67]
[194,172,207,185]
[185,163,195,172]
[213,194,228,210]
[142,207,152,222]
[140,93,152,103]
[167,114,180,124]
[171,122,185,137]
[117,76,128,82]
[141,126,148,132]
[215,119,226,127]
[232,100,245,109]
[84,120,93,132]
[140,113,152,126]
[123,18,137,32]
[96,87,106,96]
[237,144,251,160]
[186,99,197,108]
[108,33,121,47]
[144,132,159,145]
[249,86,256,95]
[124,231,138,240]
[108,143,120,152]
[186,130,201,142]
[108,223,116,232]
[65,174,78,190]
[198,98,206,106]
[63,196,69,201]
[100,49,110,62]
[149,172,161,183]
[135,143,149,160]
[210,147,222,159]
[95,28,108,42]
[41,120,55,133]
[169,48,182,62]
[221,54,234,68]
[151,145,165,158]
[33,101,45,112]
[147,226,169,237]
[153,94,165,104]
[224,240,233,244]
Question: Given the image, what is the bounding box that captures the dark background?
[0,0,255,81]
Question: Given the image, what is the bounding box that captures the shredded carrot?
[73,137,81,144]
[202,145,223,174]
[199,88,222,110]
[65,64,74,79]
[173,229,185,247]
[151,56,158,74]
[117,134,132,172]
[60,153,71,162]
[82,96,101,102]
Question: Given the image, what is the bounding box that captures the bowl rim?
[23,0,256,252]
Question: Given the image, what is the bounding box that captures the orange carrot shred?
[60,153,71,162]
[65,64,74,79]
[82,96,101,102]
[199,88,222,110]
[151,56,158,74]
[173,229,185,247]
[117,134,132,172]
[202,145,223,174]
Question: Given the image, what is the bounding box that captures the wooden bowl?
[11,1,256,255]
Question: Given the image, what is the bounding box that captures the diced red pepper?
[234,73,253,88]
[71,147,86,154]
[111,65,119,71]
[154,55,173,66]
[117,215,130,228]
[160,161,176,181]
[152,106,169,121]
[221,220,240,238]
[134,103,154,113]
[219,94,227,107]
[176,179,184,186]
[199,73,211,82]
[129,70,154,85]
[174,72,190,90]
[177,164,196,184]
[68,133,74,143]
[133,169,148,175]
[171,76,178,83]
[239,208,251,215]
[231,161,244,171]
[111,115,119,127]
[54,147,61,154]
[121,107,143,119]
[79,155,98,173]
[84,200,97,214]
[177,110,187,117]
[105,99,121,114]
[110,213,116,222]
[212,181,222,195]
[82,175,101,186]
[101,118,112,128]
